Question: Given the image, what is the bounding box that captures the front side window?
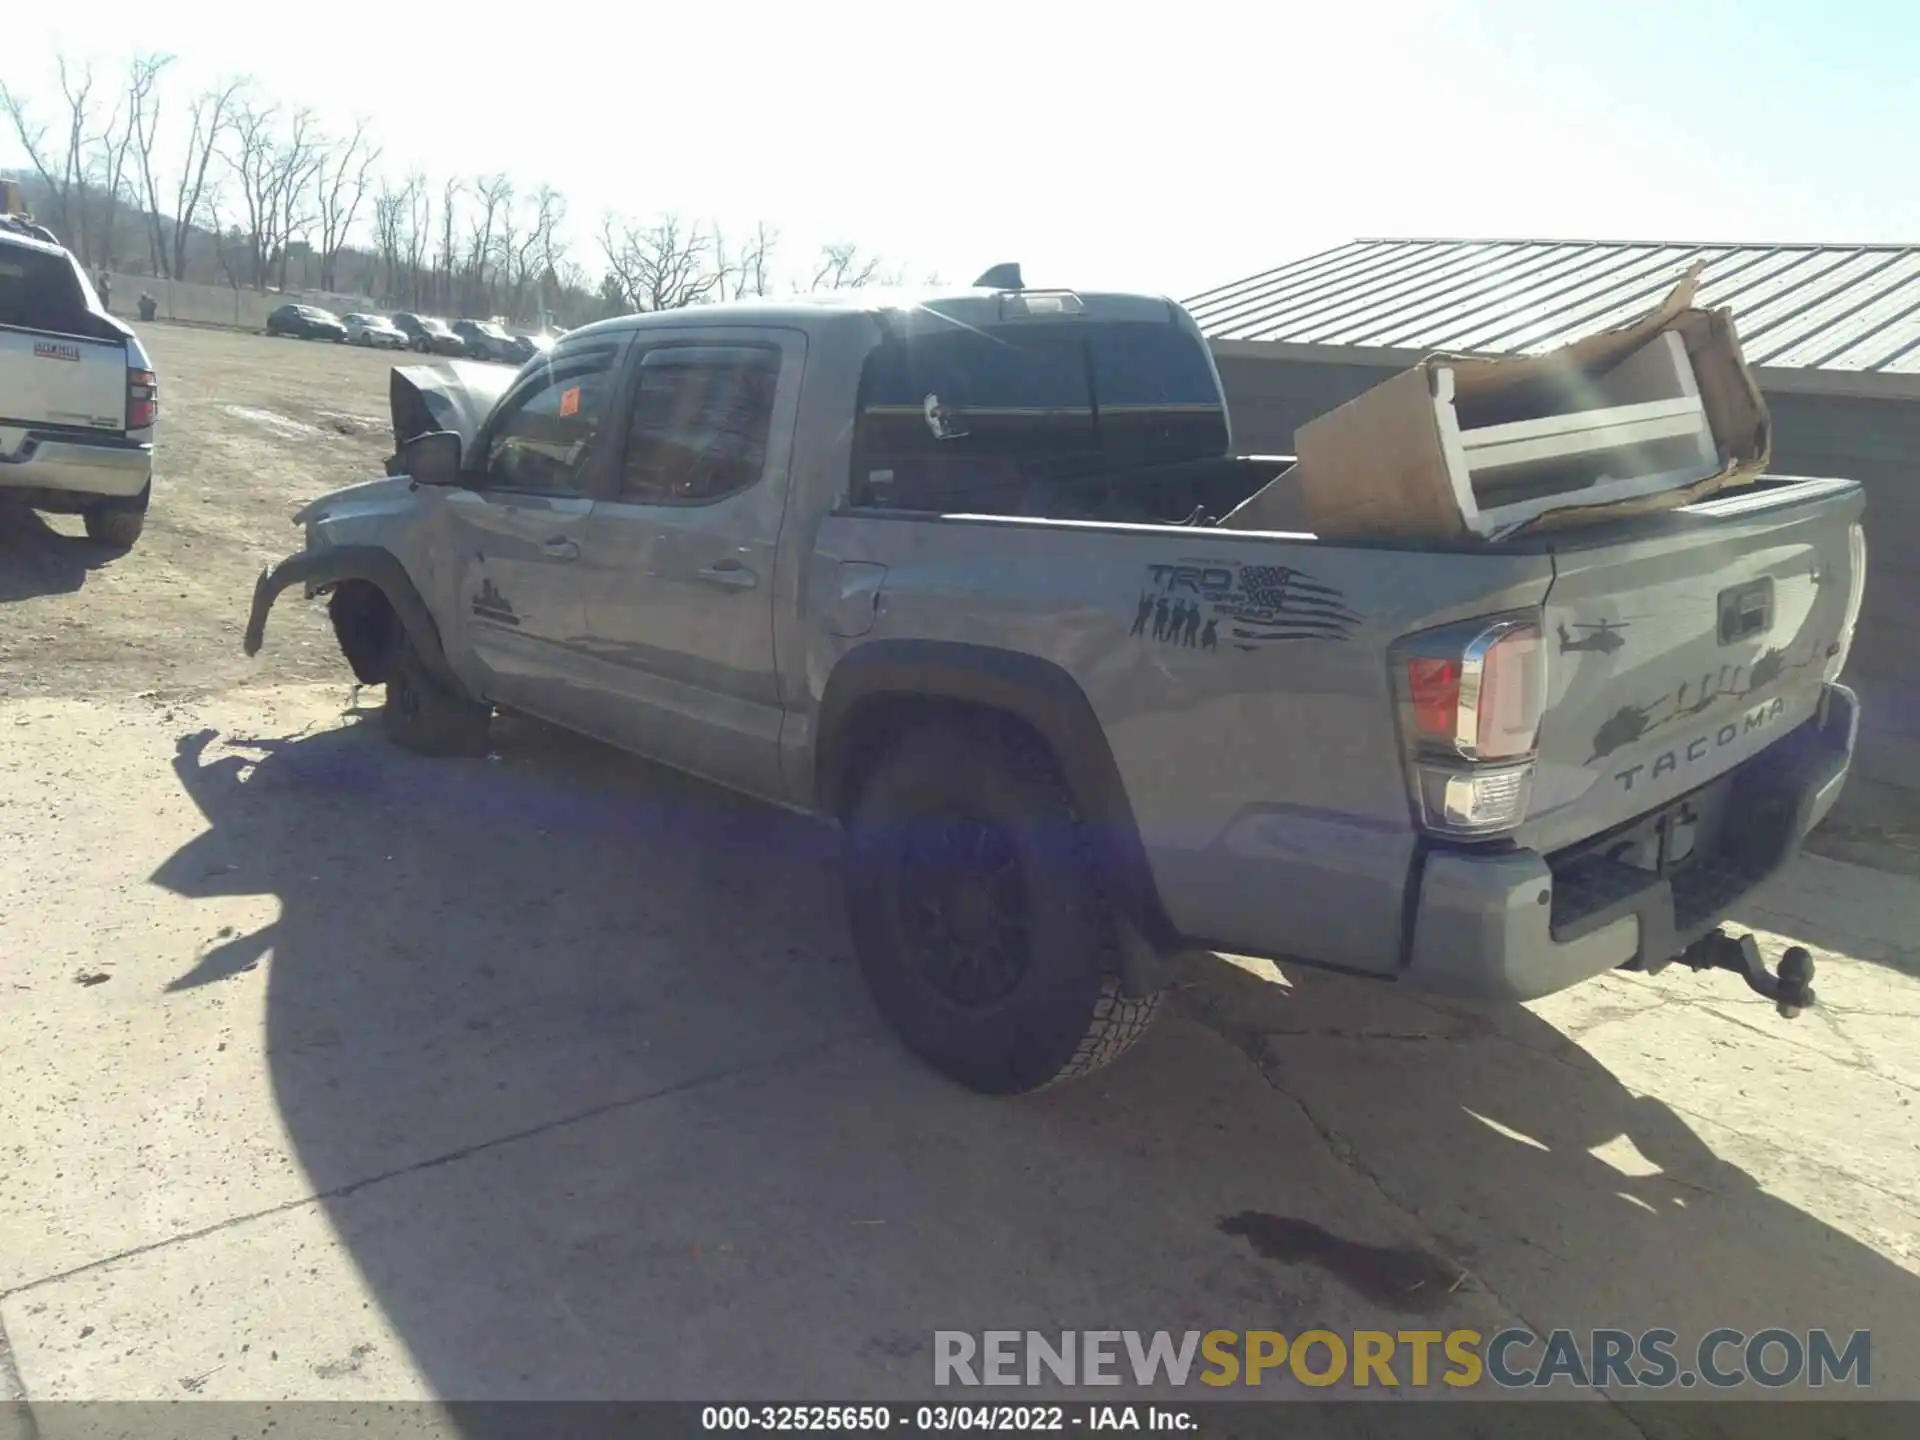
[619,345,780,505]
[481,346,620,495]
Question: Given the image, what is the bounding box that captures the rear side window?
[851,319,1225,508]
[619,345,781,505]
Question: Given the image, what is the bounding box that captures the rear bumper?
[1402,682,1857,1003]
[0,432,152,502]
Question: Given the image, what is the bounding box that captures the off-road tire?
[843,716,1163,1094]
[382,627,492,757]
[83,483,150,550]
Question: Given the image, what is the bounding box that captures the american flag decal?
[1226,565,1362,648]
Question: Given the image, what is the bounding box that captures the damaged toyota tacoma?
[243,273,1868,1095]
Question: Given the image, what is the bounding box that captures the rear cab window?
[850,313,1227,510]
[0,241,92,331]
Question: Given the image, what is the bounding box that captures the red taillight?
[1408,658,1463,745]
[1397,617,1545,837]
[1403,622,1542,761]
[127,368,158,430]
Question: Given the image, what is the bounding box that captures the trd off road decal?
[1128,560,1359,653]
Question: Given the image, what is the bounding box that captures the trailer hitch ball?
[1683,930,1817,1018]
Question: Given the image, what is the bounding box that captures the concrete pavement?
[1,685,1914,1422]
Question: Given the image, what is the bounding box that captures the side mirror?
[401,429,463,487]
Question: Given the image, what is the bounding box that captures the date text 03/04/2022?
[700,1404,1193,1432]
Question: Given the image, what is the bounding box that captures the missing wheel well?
[327,580,398,685]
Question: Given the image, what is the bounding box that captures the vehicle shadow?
[146,716,1916,1429]
[0,504,113,602]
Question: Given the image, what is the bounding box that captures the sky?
[5,0,1916,300]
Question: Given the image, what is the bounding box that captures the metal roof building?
[1185,237,1920,799]
[1188,238,1920,391]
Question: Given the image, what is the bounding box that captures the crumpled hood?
[388,361,515,460]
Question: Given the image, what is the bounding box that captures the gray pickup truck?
[244,274,1867,1095]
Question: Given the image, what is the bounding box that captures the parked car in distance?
[451,318,519,363]
[344,313,408,349]
[391,313,467,356]
[0,222,156,549]
[503,330,558,364]
[266,304,348,342]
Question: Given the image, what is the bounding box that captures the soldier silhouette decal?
[1129,559,1359,653]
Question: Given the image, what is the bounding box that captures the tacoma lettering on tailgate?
[1612,694,1787,792]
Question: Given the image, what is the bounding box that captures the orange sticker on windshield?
[560,385,581,417]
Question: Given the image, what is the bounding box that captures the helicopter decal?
[1557,619,1629,656]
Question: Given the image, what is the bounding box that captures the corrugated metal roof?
[1185,240,1920,375]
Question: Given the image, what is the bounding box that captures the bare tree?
[599,213,720,313]
[463,172,511,313]
[809,242,891,292]
[497,185,557,321]
[123,54,175,276]
[92,73,147,273]
[0,56,98,260]
[273,110,325,290]
[714,220,778,300]
[435,175,461,311]
[533,186,568,320]
[227,101,327,290]
[407,173,433,306]
[169,77,244,282]
[314,119,380,291]
[372,174,413,300]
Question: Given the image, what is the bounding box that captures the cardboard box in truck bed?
[1221,264,1773,541]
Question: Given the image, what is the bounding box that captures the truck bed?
[825,470,1864,980]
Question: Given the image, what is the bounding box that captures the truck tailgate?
[1521,476,1865,855]
[0,324,128,433]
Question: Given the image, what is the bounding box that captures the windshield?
[422,319,451,334]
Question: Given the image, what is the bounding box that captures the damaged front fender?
[243,545,463,695]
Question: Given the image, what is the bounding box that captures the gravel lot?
[1,324,1916,1428]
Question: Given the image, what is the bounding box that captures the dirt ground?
[1,325,1917,1429]
[0,325,407,702]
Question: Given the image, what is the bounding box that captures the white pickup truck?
[0,218,158,549]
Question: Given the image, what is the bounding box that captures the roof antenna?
[973,263,1023,291]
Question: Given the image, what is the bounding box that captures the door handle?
[697,559,758,590]
[542,537,581,561]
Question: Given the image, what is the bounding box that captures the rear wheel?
[83,482,150,551]
[843,716,1163,1094]
[382,628,492,757]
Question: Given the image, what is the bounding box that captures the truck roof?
[0,225,70,259]
[563,285,1193,345]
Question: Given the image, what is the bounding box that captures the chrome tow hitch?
[1680,930,1816,1018]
